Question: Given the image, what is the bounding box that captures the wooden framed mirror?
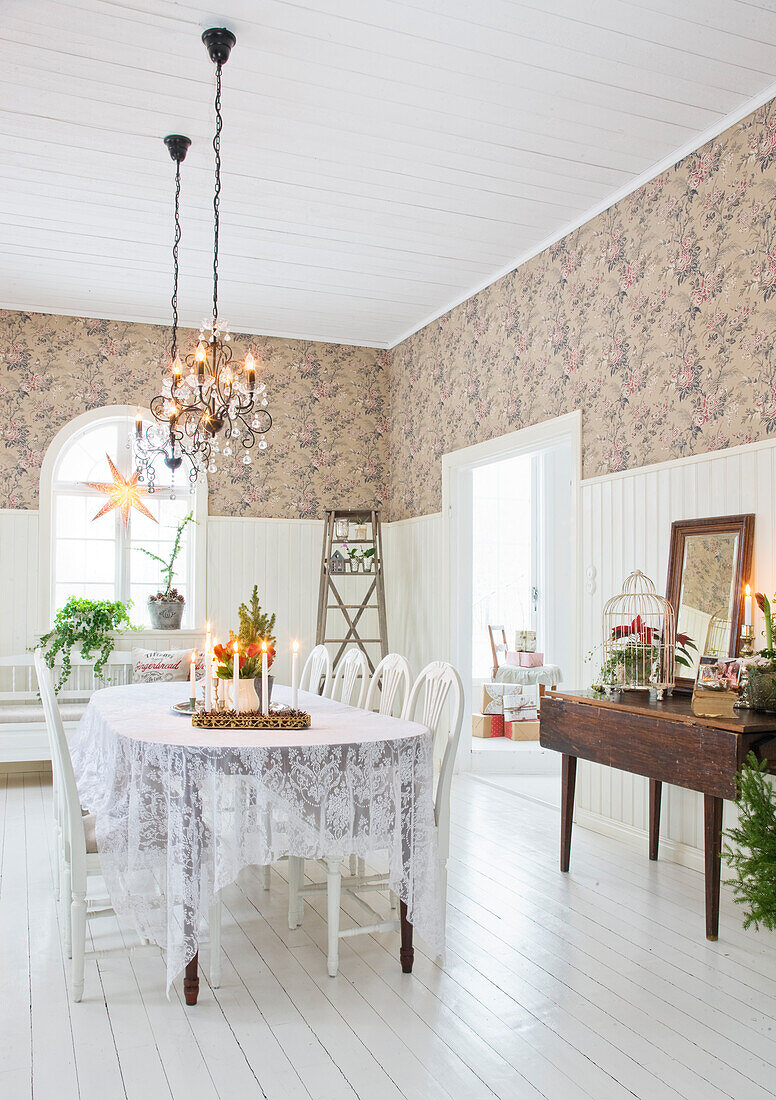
[666,515,754,692]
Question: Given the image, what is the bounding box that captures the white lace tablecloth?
[70,681,442,992]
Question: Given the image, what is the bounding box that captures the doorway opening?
[443,412,580,778]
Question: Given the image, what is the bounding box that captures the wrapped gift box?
[515,630,537,652]
[480,682,520,714]
[505,719,540,741]
[504,696,538,722]
[472,713,505,738]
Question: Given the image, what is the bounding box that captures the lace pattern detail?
[70,683,443,992]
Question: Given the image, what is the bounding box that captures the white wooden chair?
[365,653,412,717]
[33,650,222,1000]
[289,659,464,976]
[330,648,370,709]
[299,644,332,697]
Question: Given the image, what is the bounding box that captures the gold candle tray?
[192,708,311,730]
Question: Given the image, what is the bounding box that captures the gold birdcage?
[601,570,676,697]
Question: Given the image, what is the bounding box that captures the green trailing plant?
[37,596,134,693]
[135,511,196,599]
[723,752,776,931]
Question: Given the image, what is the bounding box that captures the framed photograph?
[695,655,743,692]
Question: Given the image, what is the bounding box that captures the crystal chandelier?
[140,27,272,483]
[134,133,198,493]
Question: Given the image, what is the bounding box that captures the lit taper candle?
[261,641,269,716]
[232,641,240,713]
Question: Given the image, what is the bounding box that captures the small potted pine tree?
[137,512,196,630]
[236,584,277,709]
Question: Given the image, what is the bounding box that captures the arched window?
[41,408,205,630]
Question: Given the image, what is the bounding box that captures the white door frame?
[441,411,582,768]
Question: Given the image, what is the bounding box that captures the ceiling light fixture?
[139,28,272,483]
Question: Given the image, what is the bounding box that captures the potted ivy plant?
[136,511,196,630]
[37,596,134,693]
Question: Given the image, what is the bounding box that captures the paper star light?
[85,454,158,526]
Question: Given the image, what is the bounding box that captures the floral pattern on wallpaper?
[0,312,388,517]
[387,100,776,520]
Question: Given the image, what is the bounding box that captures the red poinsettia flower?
[266,644,276,668]
[246,642,260,658]
[676,632,692,647]
[213,643,225,661]
[612,615,655,644]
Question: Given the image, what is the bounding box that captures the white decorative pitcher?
[230,677,259,712]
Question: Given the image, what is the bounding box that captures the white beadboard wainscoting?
[7,435,776,866]
[577,437,776,869]
[382,513,444,680]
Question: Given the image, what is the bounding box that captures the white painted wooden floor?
[3,770,776,1100]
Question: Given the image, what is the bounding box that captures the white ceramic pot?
[230,677,259,712]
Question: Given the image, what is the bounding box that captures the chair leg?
[209,896,222,988]
[357,857,366,876]
[71,891,87,1003]
[326,858,341,978]
[389,890,398,912]
[262,807,272,890]
[288,856,303,929]
[262,864,271,891]
[62,859,72,958]
[349,853,358,876]
[53,825,61,902]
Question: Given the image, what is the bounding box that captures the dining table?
[70,680,444,1003]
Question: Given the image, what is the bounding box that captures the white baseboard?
[0,725,51,764]
[575,808,704,874]
[470,743,561,776]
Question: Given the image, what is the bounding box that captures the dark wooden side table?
[540,690,776,939]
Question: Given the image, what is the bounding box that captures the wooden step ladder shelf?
[316,509,388,673]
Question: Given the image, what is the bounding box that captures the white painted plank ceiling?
[2,0,776,347]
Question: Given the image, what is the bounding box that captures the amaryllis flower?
[756,592,769,614]
[246,643,260,658]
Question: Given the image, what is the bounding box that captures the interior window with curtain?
[51,413,196,628]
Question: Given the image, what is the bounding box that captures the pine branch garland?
[723,752,776,931]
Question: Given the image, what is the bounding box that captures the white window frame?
[39,405,208,636]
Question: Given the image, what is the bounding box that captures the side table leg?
[704,795,723,941]
[649,779,662,861]
[184,952,199,1005]
[561,754,577,872]
[399,900,414,973]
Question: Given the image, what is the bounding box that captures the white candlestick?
[744,585,752,628]
[261,642,269,716]
[205,623,212,711]
[189,650,196,707]
[291,640,299,709]
[233,642,240,713]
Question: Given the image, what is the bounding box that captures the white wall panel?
[578,437,776,866]
[0,509,40,658]
[205,517,322,686]
[383,513,445,679]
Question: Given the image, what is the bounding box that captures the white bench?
[0,652,133,763]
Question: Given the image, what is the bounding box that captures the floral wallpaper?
[387,99,776,520]
[0,311,388,517]
[5,99,776,522]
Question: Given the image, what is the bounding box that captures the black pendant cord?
[211,60,223,330]
[170,157,182,364]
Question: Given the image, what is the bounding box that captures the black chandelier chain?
[211,60,223,329]
[170,157,182,363]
